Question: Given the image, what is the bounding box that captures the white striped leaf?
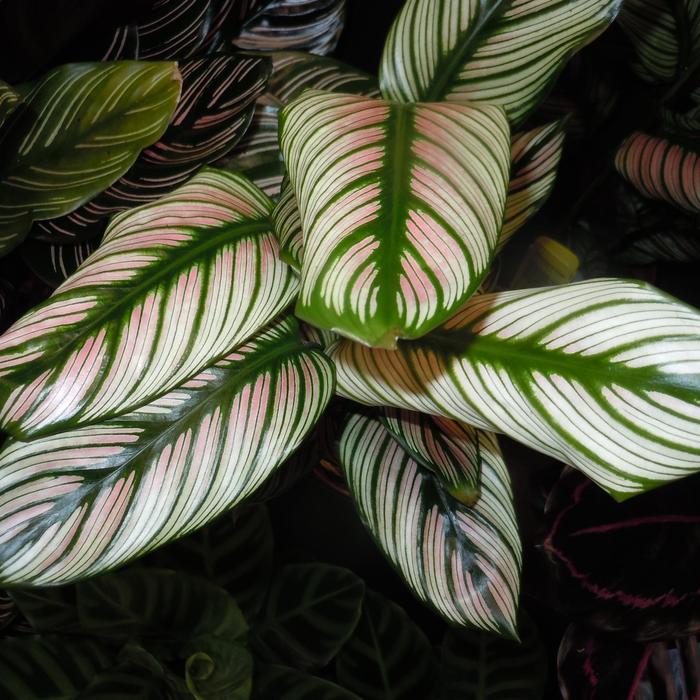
[381,408,481,505]
[0,168,298,438]
[499,121,567,251]
[0,62,181,254]
[274,177,303,269]
[21,238,100,288]
[0,316,334,585]
[619,0,700,86]
[379,0,622,124]
[330,278,700,500]
[232,0,346,55]
[615,132,700,214]
[0,80,20,131]
[340,413,521,637]
[35,55,271,243]
[280,90,510,348]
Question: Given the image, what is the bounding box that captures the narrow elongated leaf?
[340,414,521,637]
[330,278,700,500]
[233,0,346,55]
[381,408,481,505]
[253,563,365,670]
[0,169,298,438]
[0,81,21,130]
[253,664,361,700]
[0,62,181,252]
[335,589,436,700]
[499,122,566,250]
[35,55,271,243]
[21,238,99,287]
[440,614,547,699]
[0,316,334,585]
[379,0,622,124]
[615,132,700,213]
[0,637,114,699]
[280,90,510,348]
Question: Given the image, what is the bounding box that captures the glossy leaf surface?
[0,317,334,585]
[331,278,700,500]
[0,169,298,438]
[340,414,521,637]
[281,90,510,348]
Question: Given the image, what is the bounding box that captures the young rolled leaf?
[499,121,567,251]
[340,414,521,637]
[335,589,436,700]
[185,639,253,700]
[379,0,623,124]
[440,614,547,699]
[280,90,510,348]
[253,563,365,670]
[0,80,21,130]
[615,132,700,214]
[330,278,700,500]
[0,169,299,438]
[0,316,334,585]
[381,408,481,505]
[273,177,303,270]
[509,236,580,289]
[0,61,181,253]
[35,55,271,243]
[253,664,361,700]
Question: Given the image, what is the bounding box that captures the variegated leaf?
[615,132,700,214]
[617,230,700,265]
[280,90,510,348]
[0,62,181,254]
[35,55,270,243]
[21,238,99,288]
[273,177,303,269]
[340,413,521,636]
[0,80,21,131]
[381,408,481,505]
[0,316,334,585]
[618,0,700,86]
[380,0,622,124]
[330,278,700,500]
[0,169,298,439]
[233,0,346,55]
[499,121,567,251]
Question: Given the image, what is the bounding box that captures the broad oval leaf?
[340,413,521,637]
[0,80,21,130]
[0,316,334,585]
[253,664,361,700]
[0,168,298,438]
[253,563,365,670]
[280,90,510,348]
[35,55,272,243]
[0,61,181,253]
[379,0,622,124]
[615,132,700,214]
[381,408,481,505]
[499,121,567,251]
[330,278,700,500]
[335,589,436,700]
[509,236,580,289]
[440,614,547,699]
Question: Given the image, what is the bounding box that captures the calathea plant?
[0,0,699,670]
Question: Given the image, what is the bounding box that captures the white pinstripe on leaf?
[330,278,700,500]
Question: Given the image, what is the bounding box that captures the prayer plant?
[0,2,699,696]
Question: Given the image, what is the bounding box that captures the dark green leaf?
[185,639,253,700]
[253,664,361,700]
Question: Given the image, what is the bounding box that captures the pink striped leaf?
[339,413,521,637]
[280,90,511,348]
[0,316,334,586]
[499,121,567,251]
[329,278,700,500]
[273,177,303,269]
[615,131,700,214]
[381,408,481,506]
[0,168,298,439]
[0,61,181,256]
[379,0,622,125]
[35,55,271,243]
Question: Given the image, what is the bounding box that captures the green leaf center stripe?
[340,415,521,636]
[280,91,509,348]
[0,318,334,585]
[0,169,298,438]
[380,0,623,124]
[331,279,700,499]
